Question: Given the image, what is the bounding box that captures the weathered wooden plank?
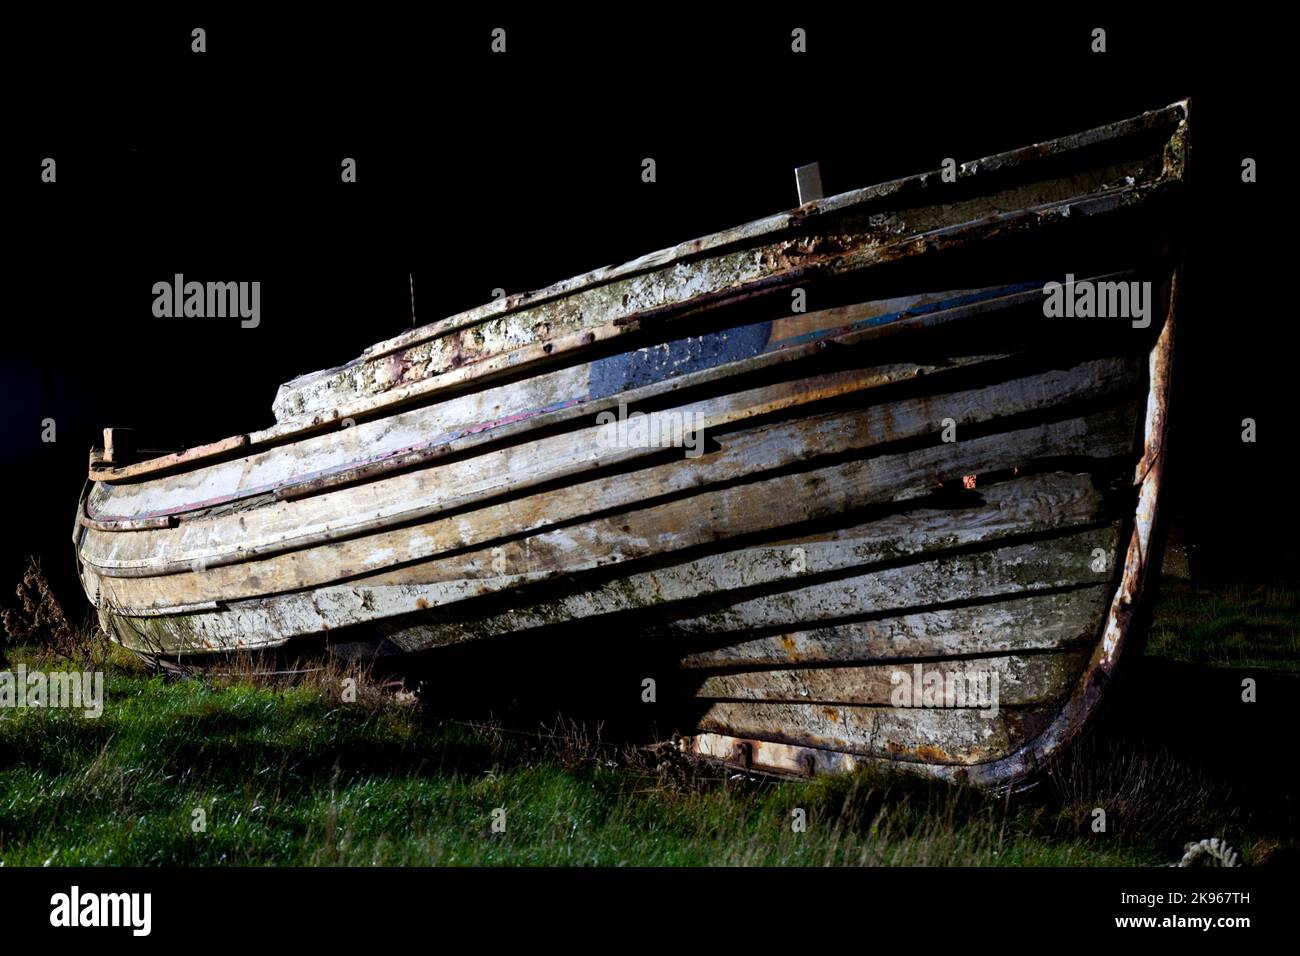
[94,522,1119,656]
[677,588,1110,667]
[366,470,1113,590]
[689,651,1088,706]
[84,354,1137,575]
[687,732,865,775]
[85,392,1133,611]
[641,526,1121,641]
[693,700,1049,765]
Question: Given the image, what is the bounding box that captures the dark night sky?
[4,12,1291,609]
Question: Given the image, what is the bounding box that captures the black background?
[4,11,1289,611]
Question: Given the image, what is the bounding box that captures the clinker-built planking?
[76,101,1189,788]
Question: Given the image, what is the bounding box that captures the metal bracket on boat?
[795,162,823,206]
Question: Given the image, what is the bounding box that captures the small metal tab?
[795,162,823,205]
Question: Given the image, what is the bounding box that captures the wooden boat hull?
[75,101,1188,787]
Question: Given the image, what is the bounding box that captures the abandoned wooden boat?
[75,100,1188,787]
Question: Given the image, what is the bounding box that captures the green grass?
[2,573,1293,867]
[1147,579,1300,671]
[1,643,1281,867]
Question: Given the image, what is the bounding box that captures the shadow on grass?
[3,601,1296,865]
